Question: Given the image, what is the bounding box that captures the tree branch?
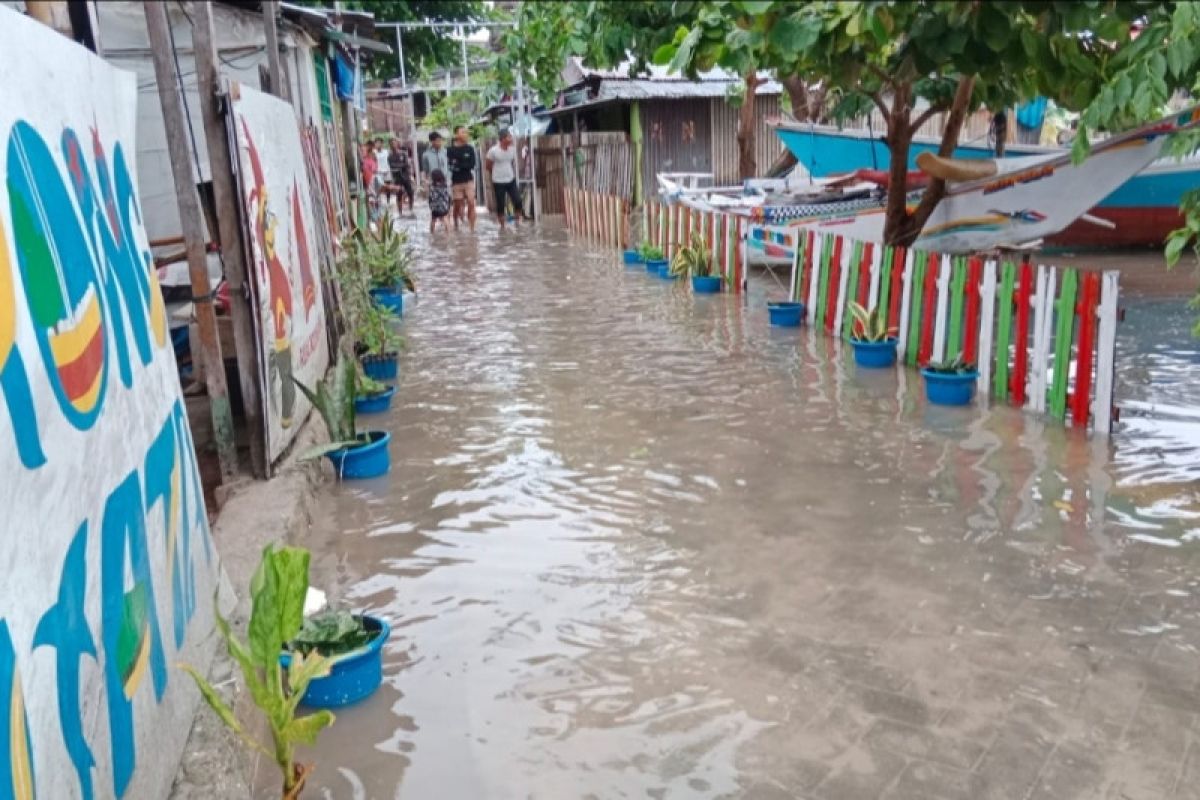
[869,90,891,125]
[910,103,947,134]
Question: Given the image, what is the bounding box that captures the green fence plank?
[993,261,1017,401]
[1049,268,1079,419]
[877,246,894,321]
[906,251,927,367]
[816,235,833,326]
[946,256,967,361]
[842,240,864,339]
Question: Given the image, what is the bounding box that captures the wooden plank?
[917,252,939,365]
[145,0,237,480]
[1011,261,1034,406]
[194,0,266,478]
[903,249,925,366]
[867,242,882,311]
[1028,264,1053,413]
[887,246,906,338]
[805,231,821,325]
[841,239,864,339]
[1092,271,1120,434]
[946,256,967,360]
[993,261,1017,401]
[931,254,952,363]
[962,257,983,366]
[1071,271,1100,427]
[1050,267,1079,420]
[832,235,851,335]
[977,259,998,399]
[789,226,803,301]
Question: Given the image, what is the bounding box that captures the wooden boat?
[663,106,1200,261]
[772,118,1200,248]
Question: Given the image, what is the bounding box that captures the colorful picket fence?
[643,200,748,293]
[564,187,629,250]
[783,227,1120,433]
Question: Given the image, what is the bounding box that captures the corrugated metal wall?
[710,94,784,184]
[641,98,713,192]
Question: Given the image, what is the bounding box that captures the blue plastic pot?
[370,287,404,316]
[692,275,722,294]
[851,338,898,368]
[324,431,390,479]
[354,385,396,414]
[646,258,667,274]
[921,369,979,406]
[361,352,398,381]
[623,250,644,265]
[281,615,391,708]
[767,301,804,327]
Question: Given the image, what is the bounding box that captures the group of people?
[360,125,525,235]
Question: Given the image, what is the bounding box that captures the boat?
[662,106,1200,259]
[772,119,1200,248]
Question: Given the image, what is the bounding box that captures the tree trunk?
[891,76,977,247]
[881,82,912,245]
[737,72,762,179]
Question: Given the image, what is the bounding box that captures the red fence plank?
[962,257,983,365]
[1011,260,1034,406]
[918,252,939,365]
[1071,271,1100,426]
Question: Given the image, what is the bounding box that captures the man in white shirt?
[373,137,391,184]
[485,128,522,230]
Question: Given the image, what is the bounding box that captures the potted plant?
[353,371,396,414]
[281,607,391,708]
[921,355,980,405]
[181,544,336,800]
[767,300,805,327]
[847,301,899,367]
[624,240,648,265]
[359,225,416,315]
[356,301,404,381]
[640,243,666,274]
[670,232,722,293]
[295,351,391,479]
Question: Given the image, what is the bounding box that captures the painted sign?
[229,82,330,464]
[0,7,217,799]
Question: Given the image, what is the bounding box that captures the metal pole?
[194,0,267,478]
[461,27,469,87]
[395,26,419,187]
[262,0,288,101]
[144,0,238,480]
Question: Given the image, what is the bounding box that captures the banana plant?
[180,545,335,799]
[847,301,897,342]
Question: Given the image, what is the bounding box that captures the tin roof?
[561,56,782,99]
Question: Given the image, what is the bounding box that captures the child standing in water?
[428,169,452,234]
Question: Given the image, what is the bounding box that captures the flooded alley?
[292,222,1200,800]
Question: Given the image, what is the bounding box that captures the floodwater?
[284,220,1200,800]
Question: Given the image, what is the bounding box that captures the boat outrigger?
[661,106,1200,261]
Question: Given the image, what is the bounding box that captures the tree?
[657,1,1197,246]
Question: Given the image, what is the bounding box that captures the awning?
[536,96,623,118]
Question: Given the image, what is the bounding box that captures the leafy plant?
[294,350,363,460]
[349,225,416,292]
[847,302,897,343]
[670,232,717,278]
[356,371,388,398]
[180,545,335,799]
[924,355,977,375]
[357,302,404,358]
[290,609,377,658]
[639,242,665,262]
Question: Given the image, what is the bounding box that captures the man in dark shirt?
[387,139,414,215]
[446,125,477,231]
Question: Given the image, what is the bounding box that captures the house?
[537,57,784,208]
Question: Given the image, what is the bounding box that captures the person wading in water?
[447,125,478,232]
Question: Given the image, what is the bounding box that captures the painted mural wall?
[230,81,330,464]
[0,7,219,800]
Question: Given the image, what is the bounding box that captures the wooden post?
[194,0,267,478]
[144,0,239,480]
[262,1,289,102]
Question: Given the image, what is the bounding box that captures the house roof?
[560,56,782,99]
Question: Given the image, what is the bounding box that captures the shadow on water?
[277,218,1200,799]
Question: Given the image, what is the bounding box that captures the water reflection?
[283,222,1200,799]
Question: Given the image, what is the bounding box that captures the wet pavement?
[285,218,1200,800]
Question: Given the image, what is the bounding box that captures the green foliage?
[670,232,718,278]
[638,242,664,262]
[356,372,388,397]
[847,302,896,343]
[335,228,407,358]
[294,350,362,460]
[924,355,977,375]
[180,545,335,796]
[290,610,377,658]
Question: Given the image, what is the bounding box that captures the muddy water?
[288,221,1200,800]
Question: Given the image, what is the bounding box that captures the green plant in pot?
[847,301,899,367]
[670,232,722,292]
[180,544,334,800]
[639,242,665,271]
[295,350,392,478]
[352,224,416,293]
[921,354,980,406]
